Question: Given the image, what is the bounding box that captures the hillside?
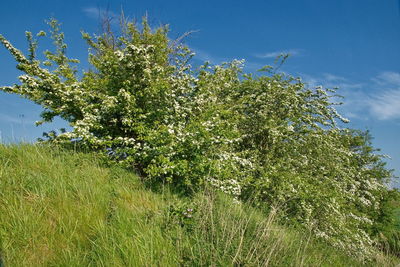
[0,144,397,266]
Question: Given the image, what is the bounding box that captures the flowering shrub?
[0,17,395,259]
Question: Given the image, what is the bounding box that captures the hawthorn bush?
[0,17,397,259]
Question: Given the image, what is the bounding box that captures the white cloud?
[367,72,400,120]
[300,73,367,120]
[368,89,400,120]
[301,73,362,90]
[303,71,400,121]
[255,49,301,59]
[372,71,400,86]
[82,7,118,20]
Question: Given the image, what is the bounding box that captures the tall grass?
[0,144,178,266]
[0,144,397,266]
[163,191,367,267]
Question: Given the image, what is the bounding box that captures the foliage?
[0,17,397,259]
[372,188,400,256]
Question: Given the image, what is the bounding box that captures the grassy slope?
[0,144,396,266]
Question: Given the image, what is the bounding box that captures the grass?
[0,144,398,266]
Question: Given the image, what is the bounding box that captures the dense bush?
[0,17,397,259]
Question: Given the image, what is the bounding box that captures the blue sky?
[0,0,399,183]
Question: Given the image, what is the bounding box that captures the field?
[0,144,398,266]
